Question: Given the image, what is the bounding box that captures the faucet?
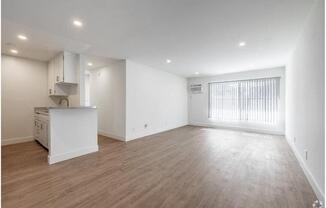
[59,97,70,107]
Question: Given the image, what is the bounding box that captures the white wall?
[69,54,86,107]
[89,61,126,140]
[48,108,98,164]
[188,67,285,135]
[1,55,53,145]
[285,0,324,201]
[125,60,188,141]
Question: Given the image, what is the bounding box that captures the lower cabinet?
[34,115,49,149]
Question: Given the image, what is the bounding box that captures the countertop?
[49,106,96,109]
[35,106,96,110]
[35,107,96,115]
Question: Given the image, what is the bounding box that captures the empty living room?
[1,0,325,207]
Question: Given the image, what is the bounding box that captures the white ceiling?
[2,0,314,77]
[84,55,122,71]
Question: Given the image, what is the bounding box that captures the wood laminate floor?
[2,126,317,208]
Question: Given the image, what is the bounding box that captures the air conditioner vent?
[190,84,203,94]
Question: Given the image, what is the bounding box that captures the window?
[209,77,280,124]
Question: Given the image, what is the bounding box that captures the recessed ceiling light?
[10,49,18,54]
[166,59,171,63]
[87,62,93,66]
[17,34,28,40]
[239,41,246,47]
[73,20,83,27]
[195,72,199,75]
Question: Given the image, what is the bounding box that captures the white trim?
[98,130,125,141]
[48,145,99,164]
[126,123,188,141]
[189,122,284,136]
[286,137,325,203]
[1,136,34,146]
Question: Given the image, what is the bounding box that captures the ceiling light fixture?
[166,59,171,63]
[87,62,93,66]
[195,72,199,75]
[10,49,18,54]
[73,20,83,27]
[239,41,246,47]
[17,34,28,40]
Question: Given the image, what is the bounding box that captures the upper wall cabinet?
[53,52,78,84]
[48,51,78,96]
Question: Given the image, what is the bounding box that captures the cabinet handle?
[49,89,52,94]
[34,121,36,126]
[41,124,43,129]
[56,76,59,82]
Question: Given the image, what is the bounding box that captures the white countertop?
[35,106,97,116]
[49,107,97,110]
[35,106,96,110]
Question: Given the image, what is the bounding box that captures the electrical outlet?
[304,149,308,160]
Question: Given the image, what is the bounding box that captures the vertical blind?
[208,77,280,124]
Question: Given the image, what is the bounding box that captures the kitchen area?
[32,51,99,164]
[2,47,126,165]
[34,106,98,164]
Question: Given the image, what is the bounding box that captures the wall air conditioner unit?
[190,84,203,94]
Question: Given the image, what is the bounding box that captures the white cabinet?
[54,52,78,84]
[62,52,78,83]
[34,114,49,149]
[48,51,78,96]
[48,57,68,96]
[54,53,64,83]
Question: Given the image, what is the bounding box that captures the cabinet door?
[48,60,55,95]
[63,52,77,83]
[40,121,49,148]
[49,58,66,96]
[34,120,41,139]
[54,55,59,83]
[55,53,64,83]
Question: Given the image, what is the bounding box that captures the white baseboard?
[98,130,125,141]
[2,136,34,146]
[48,145,99,165]
[126,123,188,141]
[285,137,324,203]
[189,122,284,136]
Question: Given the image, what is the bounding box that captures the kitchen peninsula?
[34,107,98,164]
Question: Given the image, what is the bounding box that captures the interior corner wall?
[89,60,126,141]
[285,0,324,201]
[1,55,54,145]
[69,54,85,107]
[125,60,188,141]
